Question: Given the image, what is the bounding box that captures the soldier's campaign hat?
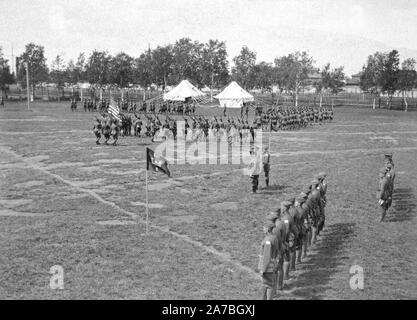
[264,221,276,231]
[281,200,293,208]
[302,185,311,194]
[266,211,279,222]
[295,195,306,204]
[316,172,327,179]
[286,197,295,204]
[299,192,308,199]
[311,179,320,186]
[384,153,393,158]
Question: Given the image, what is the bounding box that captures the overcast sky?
[1,0,417,75]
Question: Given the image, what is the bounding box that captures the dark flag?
[146,148,170,177]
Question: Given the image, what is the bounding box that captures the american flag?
[108,101,121,121]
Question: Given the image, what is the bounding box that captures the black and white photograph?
[0,0,416,304]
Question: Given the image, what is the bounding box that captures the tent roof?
[163,79,205,101]
[214,81,254,102]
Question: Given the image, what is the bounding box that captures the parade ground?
[1,102,416,299]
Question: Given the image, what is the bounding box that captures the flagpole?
[145,169,149,234]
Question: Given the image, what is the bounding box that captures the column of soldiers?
[378,153,395,222]
[258,172,328,300]
[93,114,121,146]
[252,105,334,131]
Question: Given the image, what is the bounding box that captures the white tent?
[214,81,254,108]
[163,79,205,101]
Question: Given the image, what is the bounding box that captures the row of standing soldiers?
[79,98,197,115]
[378,153,395,222]
[250,105,334,130]
[258,172,328,299]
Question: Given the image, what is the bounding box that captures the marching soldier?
[258,221,279,300]
[262,147,271,188]
[93,118,102,145]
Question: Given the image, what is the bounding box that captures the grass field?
[0,101,416,300]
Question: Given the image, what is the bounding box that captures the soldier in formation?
[258,172,328,298]
[379,153,395,222]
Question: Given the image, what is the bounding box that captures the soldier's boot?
[296,247,303,263]
[302,236,308,258]
[283,261,290,280]
[265,178,269,188]
[261,286,268,300]
[96,140,100,145]
[311,227,318,244]
[272,272,278,296]
[277,269,284,291]
[380,209,386,222]
[290,250,296,271]
[307,229,312,247]
[266,288,273,300]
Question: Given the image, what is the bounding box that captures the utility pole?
[25,62,30,110]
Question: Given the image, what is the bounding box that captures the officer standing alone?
[262,147,271,188]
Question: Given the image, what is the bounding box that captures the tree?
[314,63,345,106]
[397,58,417,112]
[360,52,385,109]
[134,51,153,90]
[171,38,204,86]
[251,62,274,91]
[85,50,111,87]
[49,55,67,101]
[16,43,49,98]
[380,50,400,109]
[0,46,14,96]
[201,39,230,99]
[109,52,134,87]
[231,46,257,90]
[151,45,174,90]
[274,51,315,107]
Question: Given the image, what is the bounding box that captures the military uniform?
[258,222,279,300]
[262,148,271,188]
[93,119,102,144]
[378,168,391,221]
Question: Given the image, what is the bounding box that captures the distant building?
[344,72,362,94]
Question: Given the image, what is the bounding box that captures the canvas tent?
[214,81,254,108]
[163,79,205,101]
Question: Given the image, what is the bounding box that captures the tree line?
[1,39,416,109]
[359,50,417,111]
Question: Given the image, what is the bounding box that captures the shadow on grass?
[288,222,356,299]
[387,187,416,222]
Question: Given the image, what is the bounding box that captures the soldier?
[378,168,391,222]
[110,119,120,146]
[93,118,102,144]
[277,200,293,285]
[258,221,279,300]
[309,179,321,242]
[262,147,271,188]
[315,172,327,235]
[102,117,111,145]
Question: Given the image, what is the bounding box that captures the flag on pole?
[146,148,170,177]
[108,98,121,121]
